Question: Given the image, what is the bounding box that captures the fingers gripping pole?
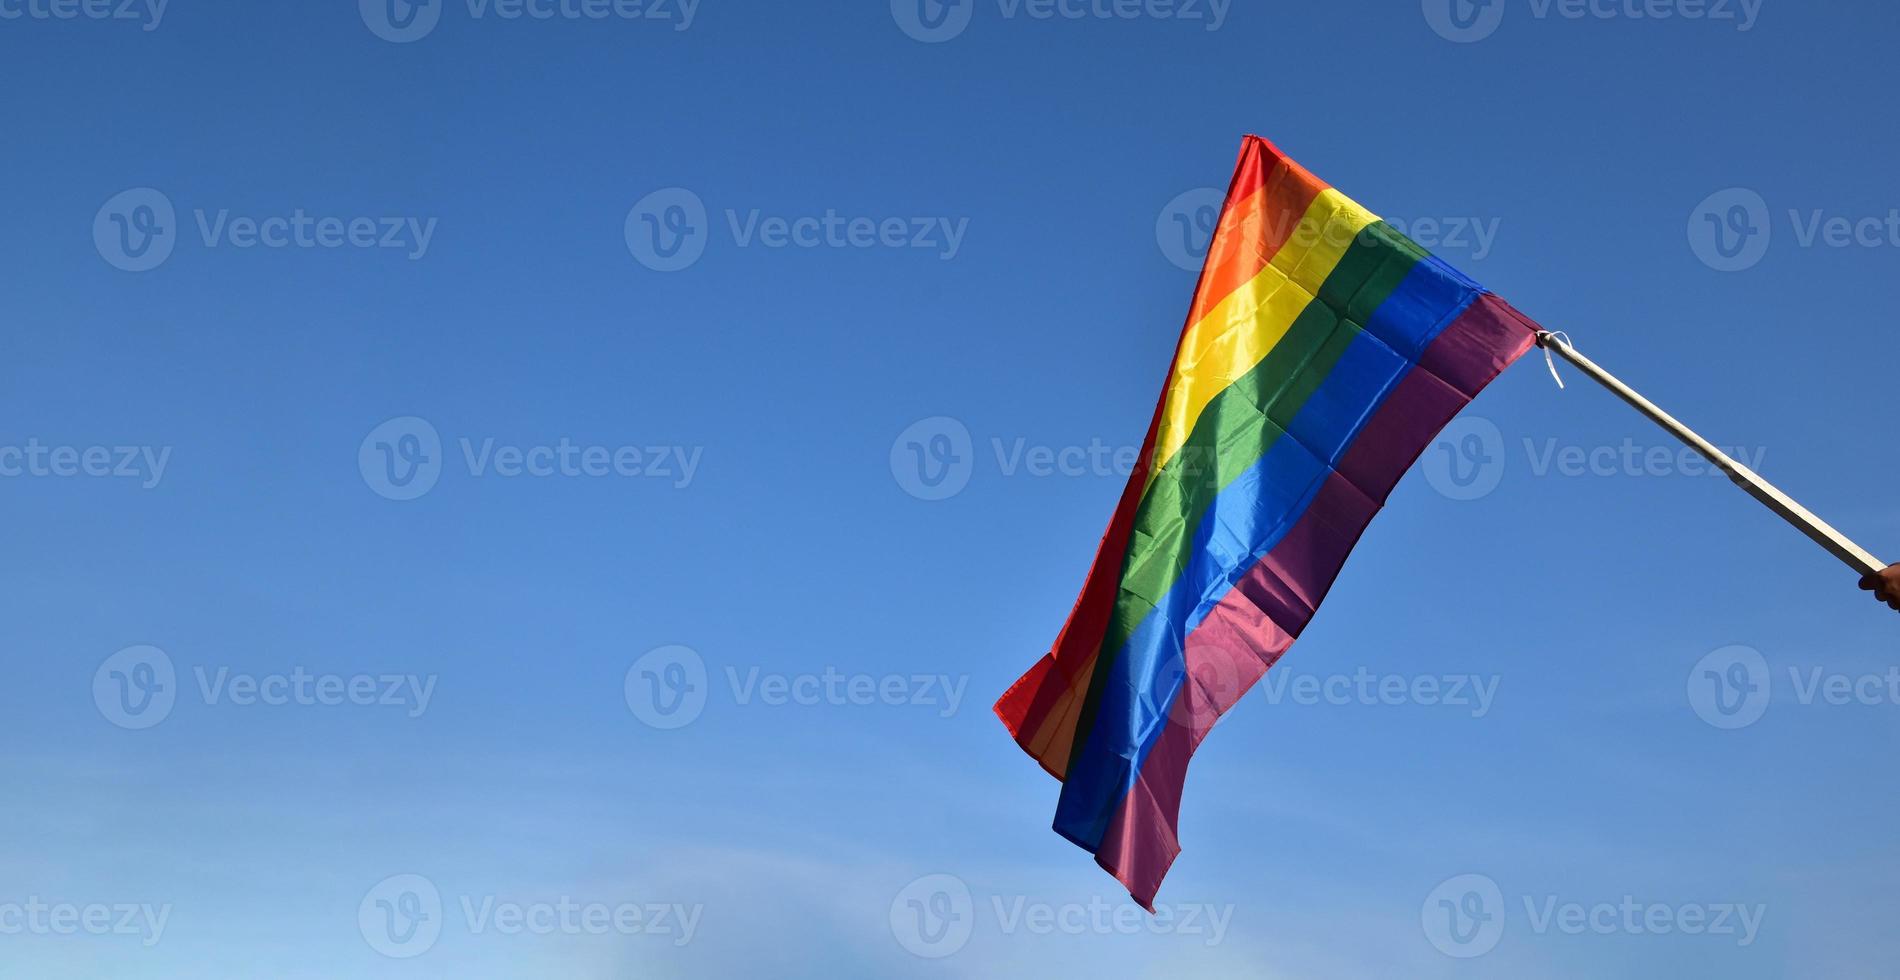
[1534,331,1884,578]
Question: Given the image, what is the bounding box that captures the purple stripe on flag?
[1089,292,1536,909]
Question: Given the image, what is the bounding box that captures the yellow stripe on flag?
[1148,188,1378,481]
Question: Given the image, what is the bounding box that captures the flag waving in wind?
[995,135,1543,910]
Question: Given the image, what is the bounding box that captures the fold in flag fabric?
[994,135,1542,911]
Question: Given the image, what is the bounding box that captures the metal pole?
[1535,331,1884,578]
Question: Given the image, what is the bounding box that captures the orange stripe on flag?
[995,136,1326,779]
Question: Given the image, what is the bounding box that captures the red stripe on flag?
[997,136,1312,776]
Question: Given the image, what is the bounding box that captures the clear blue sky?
[4,1,1899,976]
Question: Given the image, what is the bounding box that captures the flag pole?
[1534,331,1884,578]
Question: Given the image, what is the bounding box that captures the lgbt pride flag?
[995,135,1542,910]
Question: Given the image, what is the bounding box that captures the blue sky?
[4,0,1899,976]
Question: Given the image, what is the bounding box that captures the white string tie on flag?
[1538,331,1574,389]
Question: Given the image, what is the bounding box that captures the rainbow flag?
[995,135,1542,910]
